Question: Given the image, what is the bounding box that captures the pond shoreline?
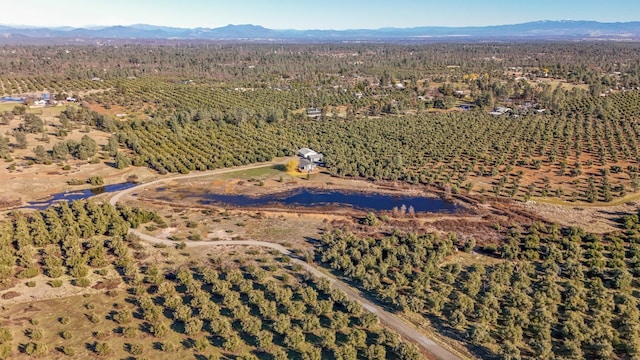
[143,184,471,215]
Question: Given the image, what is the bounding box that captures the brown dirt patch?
[92,279,121,290]
[520,200,638,233]
[1,291,20,300]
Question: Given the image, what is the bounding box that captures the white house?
[298,148,323,163]
[298,158,316,172]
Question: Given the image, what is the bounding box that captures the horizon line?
[1,19,639,32]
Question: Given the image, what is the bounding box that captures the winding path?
[109,160,463,360]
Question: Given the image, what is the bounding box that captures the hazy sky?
[4,0,640,29]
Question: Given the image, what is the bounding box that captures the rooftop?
[298,148,318,157]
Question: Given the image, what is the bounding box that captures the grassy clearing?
[530,189,640,207]
[218,165,285,180]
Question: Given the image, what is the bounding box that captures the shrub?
[193,336,209,352]
[58,346,75,356]
[160,342,175,352]
[27,328,43,341]
[67,179,84,186]
[0,328,12,344]
[88,176,104,186]
[122,326,137,338]
[87,313,101,324]
[127,343,144,355]
[60,331,72,340]
[23,342,47,357]
[113,309,133,324]
[17,267,39,278]
[93,342,111,356]
[74,277,91,287]
[0,344,11,359]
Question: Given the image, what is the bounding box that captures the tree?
[115,152,130,169]
[363,212,379,226]
[256,330,273,350]
[20,113,44,133]
[184,317,203,335]
[52,142,69,160]
[151,321,169,338]
[286,159,298,172]
[14,131,27,149]
[93,342,111,356]
[0,136,9,158]
[77,135,98,160]
[223,333,241,352]
[284,327,305,351]
[105,136,119,157]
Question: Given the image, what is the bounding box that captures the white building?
[298,148,324,163]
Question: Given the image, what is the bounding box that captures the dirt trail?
[109,158,291,206]
[111,160,463,360]
[131,228,461,360]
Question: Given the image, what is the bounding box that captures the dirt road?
[112,160,464,360]
[109,158,291,206]
[132,229,461,360]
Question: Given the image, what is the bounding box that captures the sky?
[4,0,640,30]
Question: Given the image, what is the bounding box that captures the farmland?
[1,42,640,359]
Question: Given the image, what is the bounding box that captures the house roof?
[298,148,318,157]
[298,158,315,167]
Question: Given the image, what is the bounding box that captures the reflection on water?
[194,188,460,213]
[25,182,137,210]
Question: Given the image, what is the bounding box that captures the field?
[2,42,640,359]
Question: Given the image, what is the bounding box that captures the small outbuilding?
[306,108,322,118]
[298,148,323,163]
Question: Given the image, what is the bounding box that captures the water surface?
[25,182,137,210]
[194,188,459,213]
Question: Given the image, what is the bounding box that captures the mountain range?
[1,21,639,43]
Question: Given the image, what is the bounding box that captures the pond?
[25,182,137,210]
[192,188,460,213]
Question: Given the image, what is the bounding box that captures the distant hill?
[0,20,639,43]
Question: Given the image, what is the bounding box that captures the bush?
[87,313,101,324]
[58,346,75,356]
[0,344,11,359]
[23,342,47,357]
[67,178,84,186]
[113,309,133,324]
[93,342,111,356]
[49,279,64,287]
[27,328,43,341]
[127,343,144,355]
[122,326,137,338]
[193,336,209,352]
[160,342,176,352]
[60,331,72,340]
[17,267,39,279]
[0,328,12,344]
[88,176,104,186]
[74,277,91,287]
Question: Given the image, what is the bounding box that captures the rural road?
[109,157,291,206]
[110,160,463,360]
